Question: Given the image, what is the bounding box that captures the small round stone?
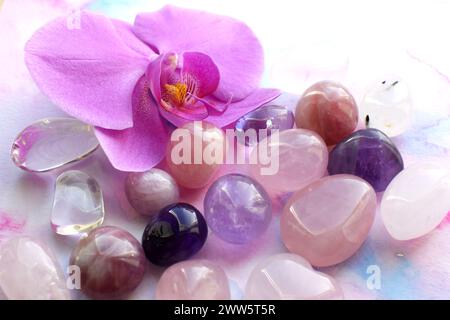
[280,175,376,267]
[328,128,404,192]
[166,121,226,189]
[235,104,294,146]
[381,162,450,240]
[250,129,328,194]
[204,174,272,244]
[295,81,358,146]
[155,260,231,300]
[70,226,146,299]
[361,75,412,137]
[245,253,343,300]
[142,203,208,266]
[125,168,179,216]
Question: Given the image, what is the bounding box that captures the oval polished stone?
[381,162,450,240]
[361,75,412,137]
[235,104,294,146]
[0,237,70,300]
[142,203,208,266]
[125,168,179,216]
[281,175,376,267]
[166,121,226,189]
[70,226,146,299]
[328,128,404,192]
[51,170,104,235]
[295,81,358,146]
[155,260,231,300]
[250,129,328,194]
[245,253,342,300]
[11,118,99,172]
[204,174,272,244]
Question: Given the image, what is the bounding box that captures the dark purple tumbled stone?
[142,203,208,266]
[327,128,404,192]
[235,104,294,146]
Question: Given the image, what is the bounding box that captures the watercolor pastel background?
[1,0,450,299]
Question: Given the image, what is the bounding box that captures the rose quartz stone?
[0,237,70,300]
[295,81,358,145]
[155,260,230,300]
[167,121,226,189]
[281,175,376,267]
[250,129,328,194]
[381,162,450,240]
[245,253,342,300]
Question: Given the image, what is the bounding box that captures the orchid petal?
[25,11,155,130]
[182,52,220,97]
[134,5,264,102]
[95,76,170,172]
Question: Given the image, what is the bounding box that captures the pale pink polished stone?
[281,175,376,267]
[250,129,328,194]
[245,253,342,300]
[167,121,226,189]
[381,162,450,240]
[155,260,230,300]
[295,81,358,146]
[0,237,70,300]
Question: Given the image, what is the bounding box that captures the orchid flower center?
[161,73,199,111]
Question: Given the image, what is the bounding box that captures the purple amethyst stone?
[204,174,272,244]
[235,104,294,146]
[142,203,207,266]
[328,128,404,192]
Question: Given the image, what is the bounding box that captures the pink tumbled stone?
[250,129,328,194]
[281,175,376,267]
[155,260,230,300]
[70,226,146,299]
[295,81,358,146]
[245,253,342,300]
[0,237,70,300]
[167,121,226,189]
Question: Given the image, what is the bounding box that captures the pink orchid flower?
[24,5,280,171]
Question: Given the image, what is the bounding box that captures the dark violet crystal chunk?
[327,128,404,192]
[142,203,208,266]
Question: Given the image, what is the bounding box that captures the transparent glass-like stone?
[360,75,413,137]
[11,118,99,172]
[51,170,104,235]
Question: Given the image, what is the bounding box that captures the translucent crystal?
[360,75,413,137]
[11,118,99,172]
[51,170,104,235]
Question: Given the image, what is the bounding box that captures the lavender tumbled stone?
[328,128,404,192]
[235,104,294,146]
[204,174,272,244]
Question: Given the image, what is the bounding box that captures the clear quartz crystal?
[360,75,413,137]
[51,170,104,235]
[11,118,99,172]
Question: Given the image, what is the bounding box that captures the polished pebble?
[361,75,412,137]
[125,168,179,216]
[328,128,404,192]
[245,253,343,300]
[0,237,70,300]
[142,203,208,266]
[166,121,226,189]
[250,129,328,194]
[235,104,294,146]
[204,174,272,244]
[70,226,146,299]
[381,162,450,240]
[295,81,358,146]
[280,175,376,267]
[155,260,231,300]
[11,118,98,172]
[51,170,104,235]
